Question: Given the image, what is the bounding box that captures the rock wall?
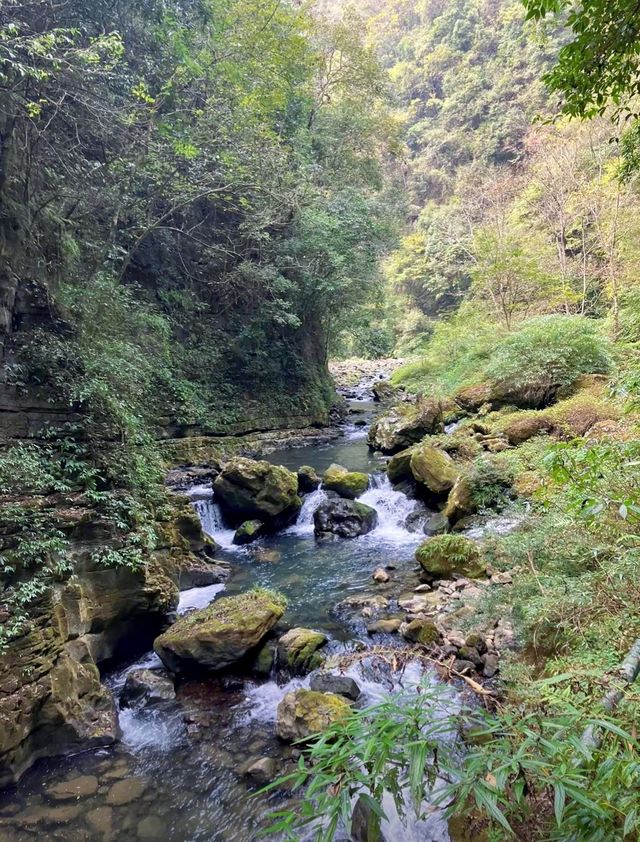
[0,493,210,787]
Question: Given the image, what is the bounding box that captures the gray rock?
[310,672,361,701]
[313,499,378,539]
[482,652,500,678]
[119,669,175,709]
[244,757,278,785]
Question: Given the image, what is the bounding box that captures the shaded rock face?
[275,689,351,742]
[310,672,361,701]
[119,668,175,709]
[297,465,321,493]
[443,476,476,525]
[313,499,378,539]
[416,535,486,581]
[322,463,369,500]
[368,398,443,454]
[154,590,286,674]
[386,447,414,484]
[213,457,301,527]
[0,495,206,787]
[277,628,327,675]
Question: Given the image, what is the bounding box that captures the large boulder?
[386,448,414,484]
[314,499,378,539]
[213,458,301,526]
[454,383,494,412]
[277,628,327,675]
[410,445,458,496]
[416,535,486,580]
[443,476,476,525]
[368,398,443,454]
[502,414,552,445]
[322,463,369,499]
[275,689,351,742]
[119,669,175,709]
[153,589,286,673]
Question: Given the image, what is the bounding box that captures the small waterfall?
[358,474,418,543]
[287,488,328,535]
[187,484,237,549]
[178,583,226,614]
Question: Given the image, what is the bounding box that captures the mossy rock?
[416,535,486,580]
[454,383,494,412]
[313,499,378,539]
[501,413,552,445]
[153,589,286,673]
[402,619,442,646]
[322,464,369,499]
[275,689,351,741]
[368,398,443,454]
[277,627,327,675]
[410,445,458,496]
[386,447,414,484]
[213,457,301,525]
[233,519,264,545]
[443,476,476,525]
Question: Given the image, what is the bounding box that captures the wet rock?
[482,653,500,678]
[372,567,390,583]
[13,804,82,826]
[233,519,265,545]
[213,457,301,526]
[314,499,378,539]
[244,757,278,785]
[351,793,388,842]
[416,535,487,581]
[137,816,165,839]
[252,548,281,564]
[310,672,361,701]
[46,775,99,801]
[322,464,369,500]
[414,584,431,593]
[154,590,286,673]
[86,805,113,838]
[277,628,327,675]
[368,398,443,454]
[106,777,147,806]
[366,618,402,635]
[276,690,351,742]
[401,619,442,646]
[178,559,230,589]
[297,465,321,493]
[250,640,276,677]
[424,511,450,535]
[410,445,458,497]
[119,668,175,709]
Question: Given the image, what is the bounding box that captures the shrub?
[466,455,515,509]
[485,315,612,407]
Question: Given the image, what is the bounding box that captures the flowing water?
[0,393,466,842]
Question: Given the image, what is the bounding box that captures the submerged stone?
[119,668,175,709]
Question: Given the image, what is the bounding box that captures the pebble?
[372,567,390,583]
[137,815,165,839]
[86,806,113,838]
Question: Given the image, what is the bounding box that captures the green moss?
[416,535,486,579]
[322,464,369,499]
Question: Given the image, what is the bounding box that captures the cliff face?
[0,490,213,786]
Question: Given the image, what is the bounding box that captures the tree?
[523,0,640,117]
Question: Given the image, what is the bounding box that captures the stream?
[0,384,478,842]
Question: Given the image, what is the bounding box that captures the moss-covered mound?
[213,457,301,526]
[416,535,486,580]
[275,689,351,741]
[368,398,443,454]
[322,464,369,499]
[154,588,287,673]
[277,627,327,674]
[410,444,459,496]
